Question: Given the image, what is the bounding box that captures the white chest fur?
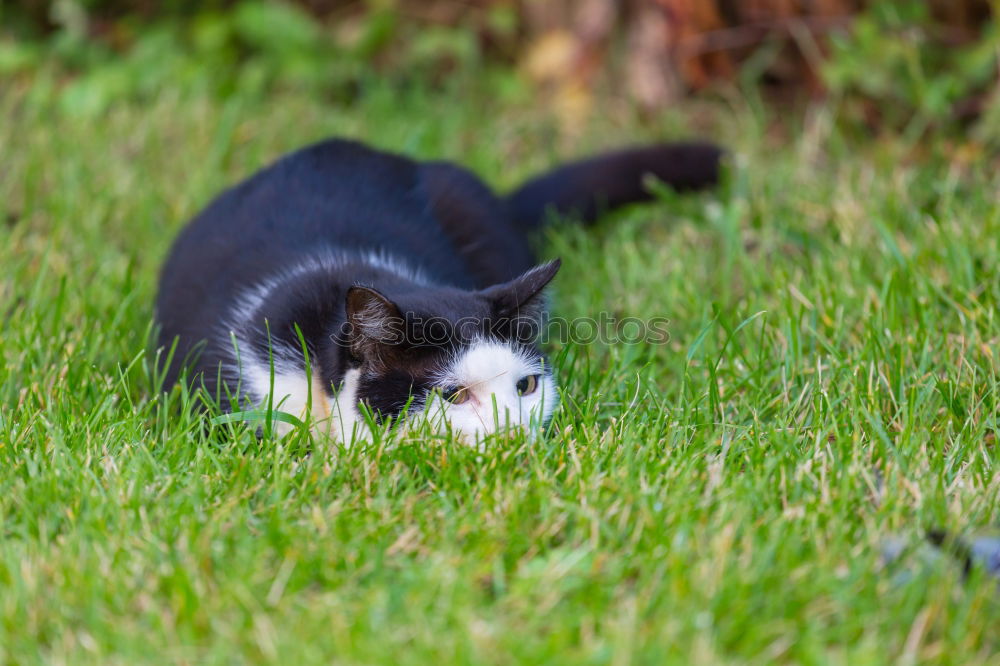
[240,359,363,441]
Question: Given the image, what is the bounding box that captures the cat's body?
[157,138,721,443]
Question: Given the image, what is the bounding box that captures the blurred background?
[2,0,999,145]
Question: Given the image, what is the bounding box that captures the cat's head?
[342,260,561,445]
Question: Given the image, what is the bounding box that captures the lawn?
[1,72,999,664]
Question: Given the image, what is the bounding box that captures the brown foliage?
[515,0,993,113]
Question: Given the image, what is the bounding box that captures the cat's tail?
[506,142,724,231]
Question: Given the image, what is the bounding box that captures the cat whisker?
[463,369,511,393]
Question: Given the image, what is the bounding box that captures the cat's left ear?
[481,259,561,324]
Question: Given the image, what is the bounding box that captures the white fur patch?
[416,340,559,446]
[328,368,365,443]
[238,355,368,443]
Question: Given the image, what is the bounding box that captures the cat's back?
[165,138,435,266]
[159,140,469,315]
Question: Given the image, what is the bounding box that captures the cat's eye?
[442,386,469,405]
[516,374,540,396]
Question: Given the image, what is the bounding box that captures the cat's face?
[343,260,561,445]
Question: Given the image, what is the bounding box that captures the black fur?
[508,142,723,229]
[156,138,722,418]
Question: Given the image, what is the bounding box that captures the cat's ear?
[481,259,560,339]
[345,286,405,365]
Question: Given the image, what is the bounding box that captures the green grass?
[2,73,999,664]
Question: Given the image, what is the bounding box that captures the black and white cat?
[156,138,721,444]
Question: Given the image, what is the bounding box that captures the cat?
[156,138,722,444]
